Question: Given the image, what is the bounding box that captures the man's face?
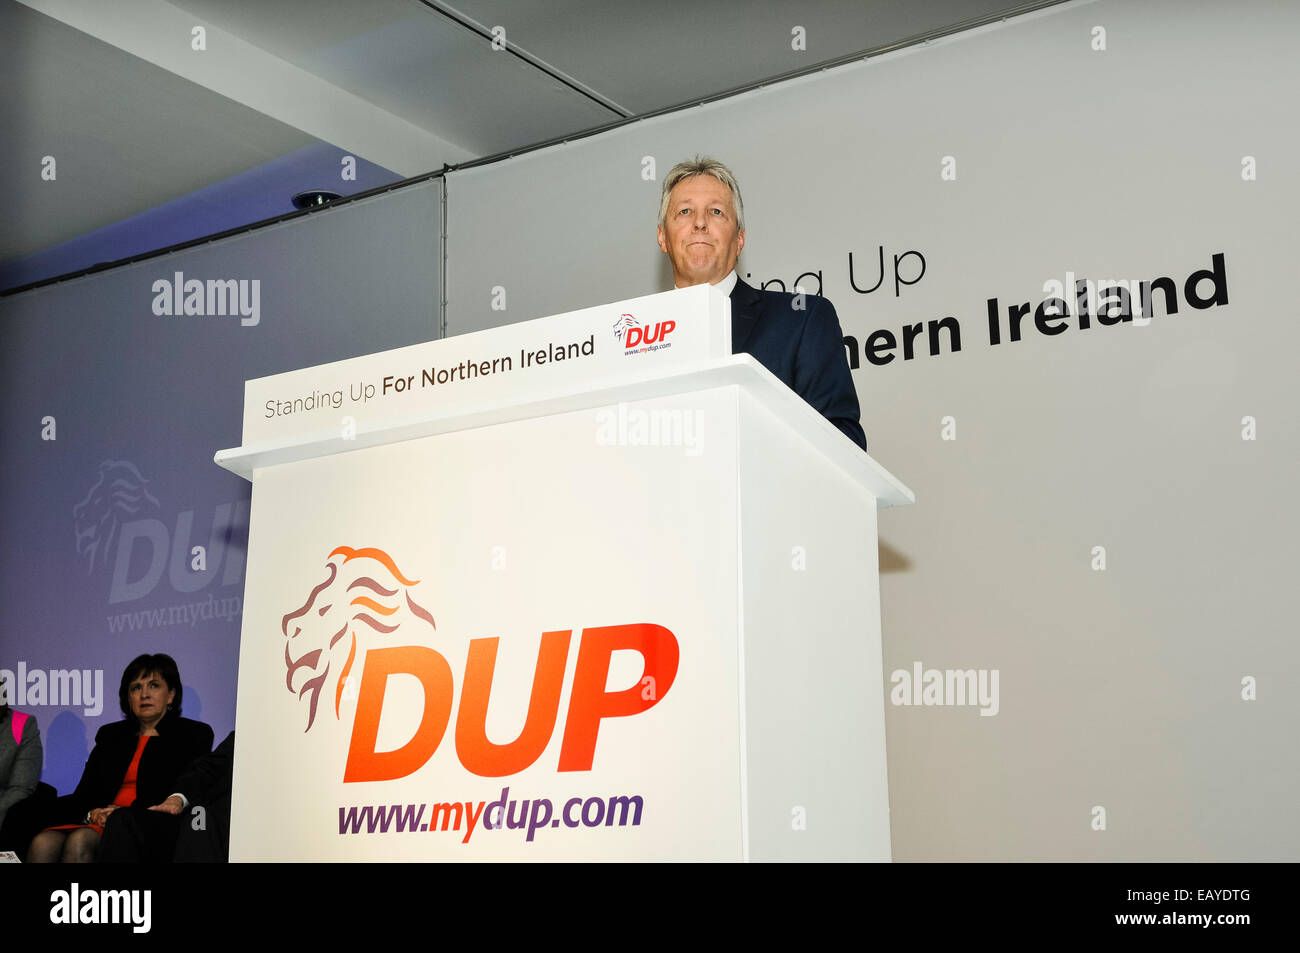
[657,174,745,287]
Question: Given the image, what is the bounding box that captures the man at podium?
[656,156,868,451]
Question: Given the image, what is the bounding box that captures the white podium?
[216,285,912,861]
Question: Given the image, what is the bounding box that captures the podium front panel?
[231,389,744,861]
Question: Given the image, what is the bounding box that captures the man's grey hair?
[657,156,745,232]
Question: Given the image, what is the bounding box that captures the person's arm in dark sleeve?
[175,731,233,806]
[189,722,215,761]
[62,724,115,821]
[792,296,868,452]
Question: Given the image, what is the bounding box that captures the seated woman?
[27,653,212,863]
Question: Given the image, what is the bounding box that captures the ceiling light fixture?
[291,189,342,210]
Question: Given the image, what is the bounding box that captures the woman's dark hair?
[118,653,183,719]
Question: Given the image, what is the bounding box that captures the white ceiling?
[2,0,1065,282]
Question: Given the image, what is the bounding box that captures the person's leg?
[98,807,146,862]
[1,787,57,861]
[173,796,229,863]
[0,790,43,853]
[135,809,182,862]
[26,829,67,863]
[63,827,100,862]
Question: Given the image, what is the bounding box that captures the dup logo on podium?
[281,546,680,783]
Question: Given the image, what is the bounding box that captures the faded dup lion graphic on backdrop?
[281,546,437,732]
[73,460,160,573]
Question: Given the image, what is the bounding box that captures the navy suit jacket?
[729,278,867,451]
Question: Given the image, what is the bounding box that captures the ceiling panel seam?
[417,0,630,118]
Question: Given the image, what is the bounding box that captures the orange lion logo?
[281,546,436,732]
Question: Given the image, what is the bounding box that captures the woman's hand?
[87,805,119,827]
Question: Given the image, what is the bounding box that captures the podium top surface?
[216,353,914,507]
[215,285,911,505]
